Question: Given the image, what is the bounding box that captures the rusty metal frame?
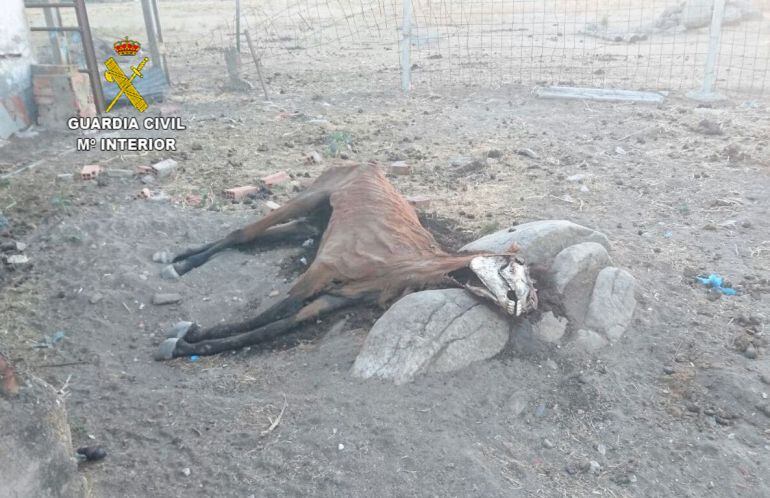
[24,0,106,113]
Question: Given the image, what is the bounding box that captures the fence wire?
[236,0,769,94]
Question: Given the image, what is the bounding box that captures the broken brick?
[185,194,203,207]
[261,171,290,186]
[135,165,153,175]
[136,188,152,199]
[0,353,19,397]
[80,164,104,180]
[224,186,260,201]
[407,195,433,209]
[387,161,412,176]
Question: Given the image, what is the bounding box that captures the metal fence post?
[400,0,412,92]
[688,0,727,102]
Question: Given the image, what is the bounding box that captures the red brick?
[80,164,104,180]
[261,171,290,186]
[224,185,260,201]
[387,161,412,176]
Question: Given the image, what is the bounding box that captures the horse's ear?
[508,243,520,253]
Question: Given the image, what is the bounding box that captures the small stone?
[268,290,280,297]
[76,446,107,461]
[597,443,606,456]
[56,173,74,182]
[516,148,539,159]
[337,443,344,451]
[191,143,203,151]
[760,374,770,385]
[487,149,503,159]
[703,223,718,231]
[152,293,183,305]
[105,169,134,178]
[6,254,30,266]
[663,365,676,374]
[302,239,314,248]
[589,460,602,474]
[263,200,281,211]
[89,293,104,305]
[543,438,555,449]
[152,251,174,264]
[181,467,191,477]
[151,159,178,178]
[141,175,155,185]
[744,344,758,359]
[14,242,26,251]
[566,174,588,183]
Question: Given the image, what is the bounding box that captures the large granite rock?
[0,378,87,497]
[351,289,509,385]
[549,242,611,325]
[583,267,637,341]
[460,220,610,267]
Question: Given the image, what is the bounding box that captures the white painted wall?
[0,0,35,138]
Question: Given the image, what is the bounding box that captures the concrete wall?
[0,0,35,139]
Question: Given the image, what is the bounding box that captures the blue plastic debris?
[189,355,199,362]
[697,273,737,295]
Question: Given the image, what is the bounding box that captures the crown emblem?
[114,36,141,56]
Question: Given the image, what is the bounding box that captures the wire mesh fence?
[406,0,770,93]
[233,0,769,95]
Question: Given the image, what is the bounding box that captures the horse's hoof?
[154,338,179,361]
[160,264,180,281]
[165,321,195,339]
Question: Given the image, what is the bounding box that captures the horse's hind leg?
[164,293,307,343]
[164,190,328,278]
[155,294,357,360]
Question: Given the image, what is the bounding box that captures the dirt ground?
[2,2,770,497]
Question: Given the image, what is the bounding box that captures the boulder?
[549,242,611,325]
[532,311,568,343]
[0,378,87,497]
[583,267,637,341]
[460,220,609,267]
[351,289,509,384]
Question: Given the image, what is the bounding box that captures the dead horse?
[155,162,537,360]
